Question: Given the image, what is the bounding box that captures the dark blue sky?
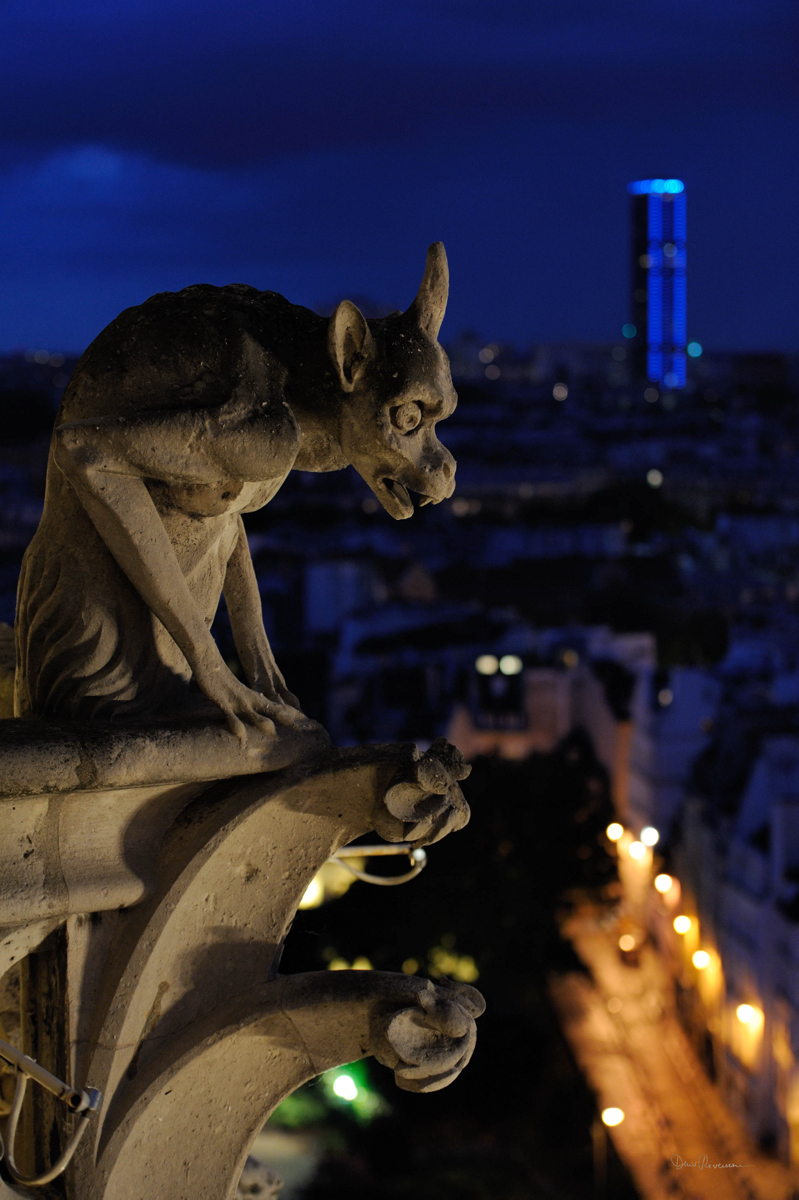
[2,0,797,352]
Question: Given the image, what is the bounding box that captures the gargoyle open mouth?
[379,477,436,519]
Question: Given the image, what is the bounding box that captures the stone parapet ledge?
[0,737,470,981]
[0,715,331,798]
[1,734,479,1199]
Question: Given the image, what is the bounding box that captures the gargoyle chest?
[147,477,282,519]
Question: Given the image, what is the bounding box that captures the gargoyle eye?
[390,402,423,434]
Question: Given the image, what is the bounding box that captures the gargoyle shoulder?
[58,284,293,424]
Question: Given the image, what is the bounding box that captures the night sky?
[1,0,797,353]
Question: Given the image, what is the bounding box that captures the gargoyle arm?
[224,515,300,707]
[52,402,302,739]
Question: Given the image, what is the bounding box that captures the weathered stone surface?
[80,972,482,1200]
[0,737,468,947]
[1,734,479,1197]
[2,246,486,1199]
[15,245,457,745]
[51,743,473,1199]
[0,713,329,798]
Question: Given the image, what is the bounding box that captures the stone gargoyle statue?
[15,243,456,740]
[0,245,485,1200]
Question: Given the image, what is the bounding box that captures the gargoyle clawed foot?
[374,737,472,847]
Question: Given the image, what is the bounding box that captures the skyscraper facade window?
[628,179,686,389]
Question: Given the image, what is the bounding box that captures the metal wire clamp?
[332,841,428,886]
[0,1036,102,1187]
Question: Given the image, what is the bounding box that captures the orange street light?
[736,1004,764,1029]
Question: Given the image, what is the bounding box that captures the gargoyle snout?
[426,442,456,501]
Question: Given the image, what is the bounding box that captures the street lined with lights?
[553,905,791,1197]
[555,778,782,1190]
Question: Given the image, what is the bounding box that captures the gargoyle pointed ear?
[406,242,449,341]
[328,299,375,392]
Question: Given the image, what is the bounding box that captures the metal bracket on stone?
[0,1035,102,1188]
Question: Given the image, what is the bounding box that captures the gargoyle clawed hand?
[374,737,472,847]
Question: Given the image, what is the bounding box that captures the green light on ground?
[322,1063,390,1123]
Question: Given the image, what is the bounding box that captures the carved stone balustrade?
[0,720,482,1199]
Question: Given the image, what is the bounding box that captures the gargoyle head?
[328,243,458,520]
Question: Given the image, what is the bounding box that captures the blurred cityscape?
[4,323,799,1197]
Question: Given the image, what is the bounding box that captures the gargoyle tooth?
[384,478,412,509]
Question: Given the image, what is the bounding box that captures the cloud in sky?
[1,0,796,166]
[0,0,797,350]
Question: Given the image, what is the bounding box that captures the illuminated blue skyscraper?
[628,179,686,388]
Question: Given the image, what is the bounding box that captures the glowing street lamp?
[640,826,659,846]
[601,1107,625,1127]
[628,841,646,860]
[673,915,692,934]
[606,823,624,842]
[654,873,673,893]
[618,934,636,952]
[692,950,710,969]
[736,1003,764,1030]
